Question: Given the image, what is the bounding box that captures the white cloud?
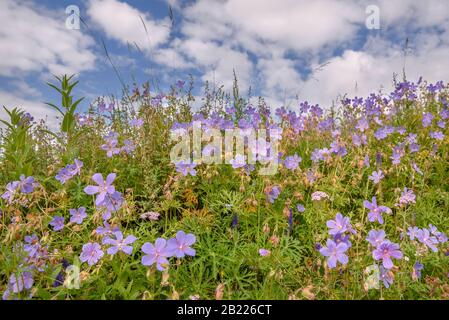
[87,0,171,50]
[0,0,97,77]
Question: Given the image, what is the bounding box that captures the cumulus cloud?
[87,0,171,50]
[0,0,96,127]
[0,0,96,77]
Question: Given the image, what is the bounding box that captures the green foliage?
[0,107,35,179]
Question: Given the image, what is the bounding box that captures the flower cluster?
[1,175,36,204]
[319,213,356,269]
[141,231,196,271]
[55,159,83,184]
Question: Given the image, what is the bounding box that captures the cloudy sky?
[1,0,449,126]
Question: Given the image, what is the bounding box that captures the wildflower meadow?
[2,0,449,305]
[1,74,448,300]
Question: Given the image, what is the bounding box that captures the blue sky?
[2,0,449,127]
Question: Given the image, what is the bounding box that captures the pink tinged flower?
[368,170,384,184]
[356,117,369,132]
[363,197,391,225]
[259,248,271,257]
[372,241,403,269]
[140,211,160,221]
[319,239,349,269]
[397,187,416,206]
[366,229,386,247]
[407,226,420,240]
[103,231,137,255]
[2,181,19,203]
[141,238,171,271]
[412,261,424,281]
[166,231,196,258]
[69,207,87,224]
[80,242,104,266]
[380,266,394,288]
[84,173,116,206]
[311,191,328,201]
[230,154,247,169]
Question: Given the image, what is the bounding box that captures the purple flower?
[18,175,35,194]
[101,139,121,158]
[356,117,369,132]
[266,186,281,204]
[71,159,83,176]
[176,80,185,89]
[374,127,389,140]
[175,160,197,176]
[416,228,439,252]
[296,204,305,213]
[84,173,116,206]
[366,229,386,247]
[69,207,87,224]
[55,167,72,184]
[380,266,394,288]
[141,238,172,271]
[368,170,384,184]
[390,146,404,165]
[95,221,120,237]
[411,162,423,175]
[319,239,349,269]
[429,224,448,243]
[430,131,444,140]
[49,216,65,231]
[363,197,391,224]
[2,181,19,203]
[103,231,137,255]
[167,231,196,258]
[326,213,355,236]
[333,232,352,248]
[283,154,302,170]
[407,226,420,240]
[364,154,370,168]
[412,261,423,280]
[100,190,124,214]
[121,139,135,154]
[422,112,434,128]
[3,271,34,299]
[397,187,416,206]
[372,241,403,269]
[259,248,271,257]
[230,154,247,169]
[80,242,104,266]
[130,118,144,128]
[24,234,40,257]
